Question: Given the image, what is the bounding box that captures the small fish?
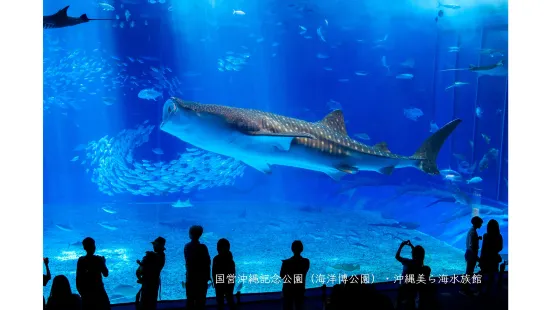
[476,106,484,118]
[299,26,307,35]
[466,177,483,184]
[445,81,469,90]
[354,133,371,141]
[71,156,79,162]
[448,46,461,52]
[404,108,424,121]
[233,10,246,15]
[98,222,118,230]
[382,56,390,72]
[481,134,491,144]
[101,207,117,214]
[138,88,162,101]
[438,2,461,9]
[316,27,326,42]
[435,10,444,22]
[429,121,439,133]
[152,148,164,155]
[316,53,329,59]
[55,224,73,232]
[326,99,342,111]
[102,97,116,106]
[98,3,115,11]
[396,73,414,79]
[444,174,463,183]
[354,71,368,76]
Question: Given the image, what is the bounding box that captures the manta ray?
[43,5,112,29]
[160,98,461,180]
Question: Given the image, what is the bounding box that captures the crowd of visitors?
[42,216,506,310]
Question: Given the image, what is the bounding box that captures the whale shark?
[43,5,113,29]
[160,98,462,180]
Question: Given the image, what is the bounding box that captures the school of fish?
[72,121,246,196]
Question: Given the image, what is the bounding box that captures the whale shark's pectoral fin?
[327,165,358,181]
[246,131,315,151]
[336,165,359,174]
[326,170,348,181]
[377,166,395,175]
[242,160,272,174]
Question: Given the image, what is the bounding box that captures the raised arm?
[395,241,410,263]
[43,258,51,286]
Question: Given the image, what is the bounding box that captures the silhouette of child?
[479,219,503,295]
[212,238,236,310]
[184,225,211,310]
[46,275,82,310]
[460,216,483,296]
[76,237,110,310]
[280,240,310,310]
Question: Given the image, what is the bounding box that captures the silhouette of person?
[46,275,82,310]
[184,225,211,310]
[76,237,110,310]
[44,257,52,309]
[460,216,483,296]
[212,238,236,310]
[280,240,310,310]
[417,265,438,310]
[479,219,503,295]
[395,240,425,310]
[136,236,166,310]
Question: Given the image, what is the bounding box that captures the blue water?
[43,0,509,304]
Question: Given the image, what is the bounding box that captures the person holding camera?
[43,257,52,309]
[136,237,166,310]
[76,237,111,310]
[395,240,425,310]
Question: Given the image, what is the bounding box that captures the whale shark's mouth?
[160,99,180,129]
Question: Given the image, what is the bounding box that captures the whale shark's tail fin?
[413,119,462,175]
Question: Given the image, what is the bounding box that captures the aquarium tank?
[43,0,509,304]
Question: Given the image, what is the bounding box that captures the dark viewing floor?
[112,273,508,310]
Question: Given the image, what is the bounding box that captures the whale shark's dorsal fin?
[319,110,347,135]
[56,5,70,17]
[374,142,391,153]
